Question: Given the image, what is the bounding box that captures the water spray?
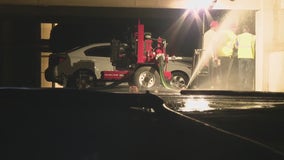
[186,49,212,89]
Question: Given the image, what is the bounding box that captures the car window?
[85,45,111,57]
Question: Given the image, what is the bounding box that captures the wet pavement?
[161,90,284,157]
[96,85,284,158]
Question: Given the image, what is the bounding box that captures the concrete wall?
[0,19,41,87]
[255,0,284,91]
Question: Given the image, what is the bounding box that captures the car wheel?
[67,70,95,89]
[170,71,189,89]
[132,66,160,90]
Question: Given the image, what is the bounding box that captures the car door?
[84,43,114,79]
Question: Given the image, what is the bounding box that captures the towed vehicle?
[45,20,192,90]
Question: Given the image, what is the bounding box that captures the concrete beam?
[0,0,261,10]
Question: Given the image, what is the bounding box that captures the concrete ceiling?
[0,0,260,10]
[0,0,259,23]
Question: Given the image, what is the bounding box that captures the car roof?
[56,42,111,54]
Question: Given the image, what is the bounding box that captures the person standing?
[202,20,219,88]
[215,24,237,89]
[235,25,256,91]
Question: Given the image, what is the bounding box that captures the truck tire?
[170,71,189,89]
[132,66,160,90]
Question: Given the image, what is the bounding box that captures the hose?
[156,54,180,91]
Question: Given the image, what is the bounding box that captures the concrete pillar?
[255,0,284,91]
[0,19,41,87]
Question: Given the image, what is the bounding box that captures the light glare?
[181,98,213,111]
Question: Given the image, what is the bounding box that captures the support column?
[255,0,284,91]
[0,19,41,87]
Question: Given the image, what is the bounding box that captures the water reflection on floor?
[160,93,284,112]
[158,90,284,112]
[95,84,284,113]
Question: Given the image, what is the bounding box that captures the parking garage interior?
[0,0,284,91]
[1,2,284,160]
[0,5,198,88]
[0,5,246,89]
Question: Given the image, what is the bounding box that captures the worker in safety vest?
[235,25,256,91]
[215,24,237,89]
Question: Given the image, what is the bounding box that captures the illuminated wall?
[40,23,62,88]
[256,0,284,91]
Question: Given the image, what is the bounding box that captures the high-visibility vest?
[217,30,237,57]
[236,32,256,59]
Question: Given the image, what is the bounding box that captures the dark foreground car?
[1,88,284,160]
